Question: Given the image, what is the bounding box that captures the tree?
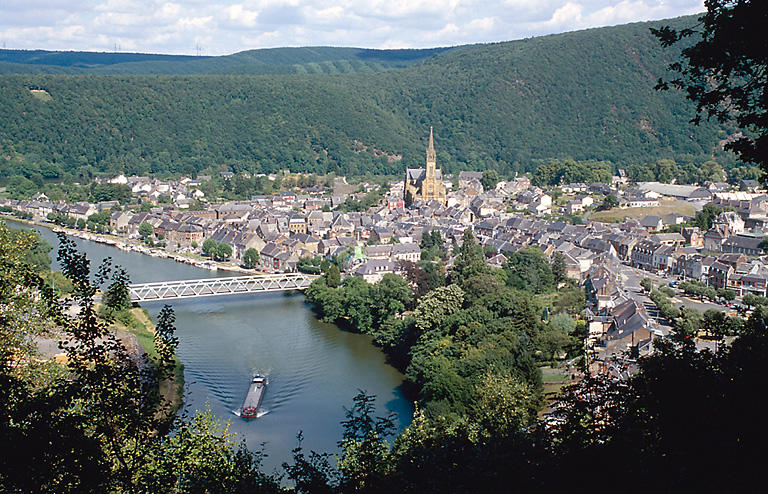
[243,248,260,268]
[336,392,396,492]
[717,288,736,302]
[22,233,52,272]
[760,238,768,254]
[472,373,535,438]
[480,170,500,191]
[374,273,413,324]
[538,312,576,360]
[138,221,154,239]
[599,194,618,210]
[413,284,465,333]
[742,293,768,307]
[420,230,445,261]
[640,277,653,293]
[653,1,768,169]
[341,276,375,333]
[102,266,132,313]
[694,203,724,231]
[452,230,488,284]
[503,248,555,294]
[326,264,341,287]
[214,242,232,261]
[551,251,567,283]
[202,238,218,257]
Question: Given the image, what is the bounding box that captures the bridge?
[128,273,319,302]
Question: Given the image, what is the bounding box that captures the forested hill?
[0,15,735,182]
[0,47,451,75]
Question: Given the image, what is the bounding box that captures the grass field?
[590,198,696,223]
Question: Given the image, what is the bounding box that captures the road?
[618,264,735,341]
[619,264,671,335]
[620,264,729,311]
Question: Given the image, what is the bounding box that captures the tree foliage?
[242,248,260,269]
[653,1,768,169]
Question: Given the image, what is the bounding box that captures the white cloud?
[0,0,706,55]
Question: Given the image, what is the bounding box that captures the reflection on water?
[8,220,414,472]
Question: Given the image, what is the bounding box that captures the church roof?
[406,168,442,181]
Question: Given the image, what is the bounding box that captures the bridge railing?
[128,273,320,302]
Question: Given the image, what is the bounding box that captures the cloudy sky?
[1,0,704,56]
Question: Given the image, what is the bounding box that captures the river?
[8,220,414,473]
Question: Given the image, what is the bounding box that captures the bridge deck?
[128,273,319,301]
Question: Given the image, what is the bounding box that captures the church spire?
[426,126,436,177]
[428,126,434,153]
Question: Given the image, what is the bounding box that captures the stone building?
[404,127,447,206]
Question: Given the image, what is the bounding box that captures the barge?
[241,375,267,419]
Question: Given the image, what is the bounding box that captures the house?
[392,242,421,263]
[370,227,393,244]
[527,194,552,215]
[675,254,715,282]
[722,234,764,256]
[169,223,204,247]
[599,300,655,360]
[709,260,734,289]
[681,227,703,247]
[652,245,677,273]
[366,244,393,260]
[291,232,320,254]
[703,225,730,252]
[631,239,661,271]
[110,211,132,232]
[621,195,660,208]
[288,215,308,234]
[566,200,584,214]
[458,171,484,188]
[639,215,664,232]
[353,259,398,284]
[653,233,685,246]
[740,179,761,192]
[714,211,745,234]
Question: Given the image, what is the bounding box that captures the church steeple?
[426,126,436,178]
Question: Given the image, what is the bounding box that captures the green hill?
[0,15,736,183]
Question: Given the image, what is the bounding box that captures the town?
[4,132,764,378]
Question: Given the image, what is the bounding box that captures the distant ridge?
[0,46,451,75]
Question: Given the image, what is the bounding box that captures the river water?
[8,220,413,473]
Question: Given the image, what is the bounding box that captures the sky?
[0,0,705,56]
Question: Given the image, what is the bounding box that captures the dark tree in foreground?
[653,0,768,170]
[0,230,281,492]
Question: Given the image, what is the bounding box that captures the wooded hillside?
[0,16,735,182]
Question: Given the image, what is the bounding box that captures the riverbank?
[1,213,254,274]
[107,306,185,415]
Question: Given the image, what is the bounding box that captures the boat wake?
[231,408,269,419]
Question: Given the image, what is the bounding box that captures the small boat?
[241,375,267,419]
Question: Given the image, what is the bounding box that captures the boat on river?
[241,375,267,419]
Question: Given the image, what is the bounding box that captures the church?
[404,127,447,206]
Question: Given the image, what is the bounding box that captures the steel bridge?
[128,273,319,302]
